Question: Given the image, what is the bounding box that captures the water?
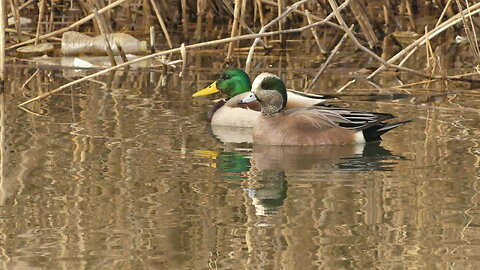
[0,52,479,269]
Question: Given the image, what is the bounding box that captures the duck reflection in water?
[196,143,405,217]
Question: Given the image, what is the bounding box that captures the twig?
[115,42,129,64]
[180,43,186,77]
[93,8,116,66]
[149,0,173,48]
[21,69,39,90]
[305,9,326,54]
[278,0,285,47]
[150,26,155,54]
[8,0,22,42]
[435,0,452,28]
[180,0,188,37]
[35,0,45,45]
[349,0,378,48]
[307,25,352,92]
[226,0,241,62]
[395,79,438,88]
[405,0,416,31]
[335,79,356,93]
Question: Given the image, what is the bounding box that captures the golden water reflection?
[0,61,478,269]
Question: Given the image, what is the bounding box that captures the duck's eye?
[220,74,231,80]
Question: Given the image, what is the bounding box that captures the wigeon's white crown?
[251,73,280,94]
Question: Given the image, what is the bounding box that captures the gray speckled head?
[251,73,287,115]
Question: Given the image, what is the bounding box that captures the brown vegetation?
[0,0,479,105]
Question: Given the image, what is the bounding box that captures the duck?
[239,73,411,145]
[192,69,327,127]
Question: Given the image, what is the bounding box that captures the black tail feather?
[362,120,412,142]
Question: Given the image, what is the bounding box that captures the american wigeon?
[239,73,411,145]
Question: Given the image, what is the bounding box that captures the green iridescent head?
[193,69,251,99]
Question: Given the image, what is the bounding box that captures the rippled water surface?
[0,51,479,269]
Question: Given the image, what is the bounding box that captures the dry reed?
[0,0,477,106]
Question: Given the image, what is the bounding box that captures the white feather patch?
[354,131,366,144]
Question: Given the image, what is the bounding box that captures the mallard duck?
[192,69,326,127]
[239,73,411,145]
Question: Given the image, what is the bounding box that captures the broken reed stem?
[255,0,268,47]
[17,18,361,107]
[180,43,186,77]
[305,9,326,54]
[7,0,129,50]
[8,0,22,42]
[149,0,173,49]
[435,0,452,28]
[93,8,116,66]
[348,0,377,48]
[239,0,247,36]
[180,0,188,37]
[21,69,39,90]
[194,0,206,41]
[150,26,155,54]
[368,1,480,79]
[227,0,241,61]
[47,1,54,33]
[277,0,285,47]
[335,79,356,93]
[115,42,129,63]
[306,25,352,92]
[405,0,416,31]
[35,0,46,45]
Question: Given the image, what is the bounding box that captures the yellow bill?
[192,81,220,97]
[194,150,219,159]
